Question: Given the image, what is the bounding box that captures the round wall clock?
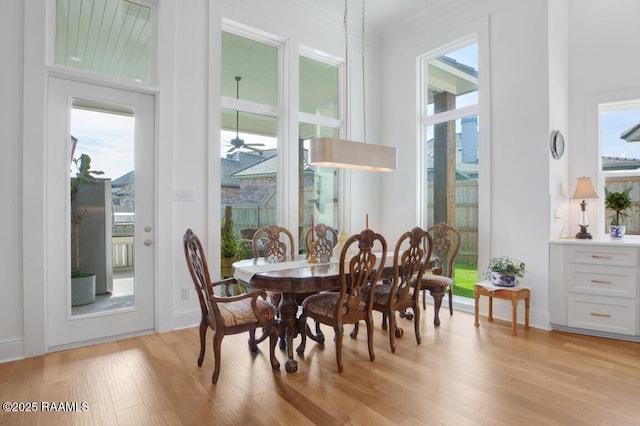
[550,130,565,159]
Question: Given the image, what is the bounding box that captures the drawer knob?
[590,313,612,318]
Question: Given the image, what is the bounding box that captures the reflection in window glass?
[299,56,339,119]
[56,0,151,82]
[221,32,278,106]
[299,124,340,249]
[600,101,640,234]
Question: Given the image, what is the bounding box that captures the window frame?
[598,99,640,236]
[416,22,491,297]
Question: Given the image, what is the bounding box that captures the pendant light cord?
[344,0,367,143]
[343,0,349,139]
[361,0,367,143]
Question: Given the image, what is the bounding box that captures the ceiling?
[324,0,439,34]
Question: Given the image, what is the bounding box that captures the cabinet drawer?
[567,265,637,298]
[568,294,637,335]
[567,246,639,267]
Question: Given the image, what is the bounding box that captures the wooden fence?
[223,180,480,265]
[604,176,640,235]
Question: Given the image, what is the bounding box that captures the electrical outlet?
[181,288,190,300]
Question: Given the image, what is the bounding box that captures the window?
[298,53,342,248]
[55,0,152,83]
[420,40,479,297]
[220,29,281,268]
[600,100,640,235]
[218,28,344,264]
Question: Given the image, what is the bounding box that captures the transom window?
[55,0,152,83]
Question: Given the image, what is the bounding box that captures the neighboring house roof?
[231,150,314,178]
[602,156,640,170]
[221,150,276,186]
[620,121,640,142]
[112,170,134,188]
[232,155,278,178]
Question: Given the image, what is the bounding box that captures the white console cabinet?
[549,240,639,341]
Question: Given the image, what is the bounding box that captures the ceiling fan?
[224,76,265,154]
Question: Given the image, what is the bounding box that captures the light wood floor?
[1,310,640,425]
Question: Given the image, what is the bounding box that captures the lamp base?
[575,225,592,239]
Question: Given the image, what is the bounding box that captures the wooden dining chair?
[252,224,295,261]
[352,227,432,353]
[303,223,339,339]
[420,222,461,318]
[301,228,387,372]
[304,223,338,261]
[183,229,280,384]
[250,224,295,348]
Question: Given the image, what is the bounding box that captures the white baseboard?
[0,336,25,364]
[173,307,200,330]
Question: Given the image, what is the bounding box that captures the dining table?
[233,253,396,373]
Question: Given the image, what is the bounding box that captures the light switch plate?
[174,189,194,201]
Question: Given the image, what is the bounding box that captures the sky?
[601,108,640,159]
[71,108,134,181]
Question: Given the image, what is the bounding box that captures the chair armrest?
[211,278,267,304]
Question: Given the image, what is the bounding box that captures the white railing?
[113,236,134,269]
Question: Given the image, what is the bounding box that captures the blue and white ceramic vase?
[490,271,517,287]
[609,225,626,239]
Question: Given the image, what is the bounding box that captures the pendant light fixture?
[308,0,397,172]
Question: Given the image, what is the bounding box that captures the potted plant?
[220,206,238,278]
[604,186,633,239]
[485,256,525,287]
[70,153,103,306]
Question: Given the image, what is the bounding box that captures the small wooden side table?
[474,281,530,335]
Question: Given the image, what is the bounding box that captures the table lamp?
[571,177,599,239]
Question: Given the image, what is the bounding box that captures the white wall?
[0,0,25,361]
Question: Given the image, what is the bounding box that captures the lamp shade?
[571,177,598,199]
[308,137,397,172]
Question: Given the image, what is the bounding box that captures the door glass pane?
[220,109,278,274]
[221,32,278,106]
[300,56,339,119]
[56,0,151,83]
[424,43,478,116]
[70,101,135,315]
[299,124,340,250]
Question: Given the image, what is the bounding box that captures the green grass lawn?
[452,263,479,298]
